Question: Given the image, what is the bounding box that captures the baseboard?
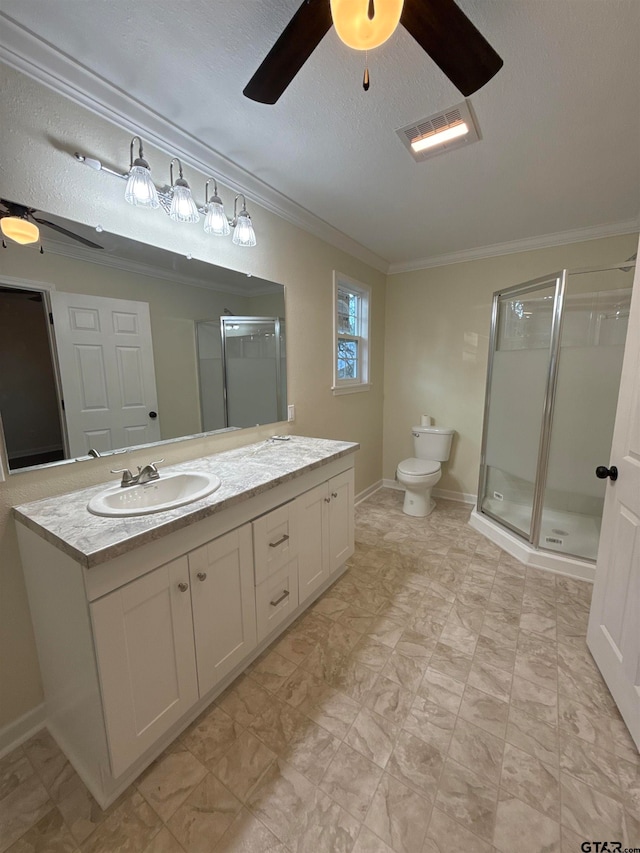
[381,479,476,506]
[469,508,595,582]
[0,703,46,759]
[355,480,383,505]
[432,487,476,505]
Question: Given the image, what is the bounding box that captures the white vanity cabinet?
[297,469,355,604]
[15,442,357,809]
[90,556,200,778]
[189,525,257,694]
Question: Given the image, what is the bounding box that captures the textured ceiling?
[0,0,638,269]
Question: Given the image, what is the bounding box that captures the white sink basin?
[87,471,221,517]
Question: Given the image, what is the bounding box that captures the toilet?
[397,426,455,517]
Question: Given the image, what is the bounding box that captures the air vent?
[396,100,480,163]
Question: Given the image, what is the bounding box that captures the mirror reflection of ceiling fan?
[243,0,503,104]
[0,200,104,250]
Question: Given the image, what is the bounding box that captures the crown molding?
[387,218,640,275]
[0,14,389,275]
[32,236,280,297]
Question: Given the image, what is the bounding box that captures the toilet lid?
[397,458,440,476]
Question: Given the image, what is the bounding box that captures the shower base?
[469,504,597,582]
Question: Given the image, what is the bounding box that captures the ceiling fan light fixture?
[411,120,469,152]
[0,216,40,245]
[125,137,160,208]
[330,0,404,50]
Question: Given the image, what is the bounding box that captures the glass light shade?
[203,199,230,236]
[169,184,200,223]
[0,217,39,245]
[330,0,403,50]
[232,211,256,247]
[125,164,160,208]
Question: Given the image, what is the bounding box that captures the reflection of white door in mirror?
[50,292,161,457]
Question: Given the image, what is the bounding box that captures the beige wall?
[382,234,639,499]
[0,66,386,730]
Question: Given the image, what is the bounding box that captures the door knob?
[595,465,618,482]
[149,411,158,419]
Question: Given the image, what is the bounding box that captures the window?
[333,272,371,394]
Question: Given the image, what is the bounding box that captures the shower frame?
[476,262,632,562]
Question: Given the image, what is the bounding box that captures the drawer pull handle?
[269,533,290,548]
[270,589,290,607]
[197,572,207,582]
[178,582,189,592]
[331,492,338,498]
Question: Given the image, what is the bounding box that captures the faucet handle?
[111,467,135,486]
[139,458,164,473]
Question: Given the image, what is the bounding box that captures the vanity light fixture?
[203,179,230,236]
[124,136,159,209]
[74,137,257,247]
[231,195,256,247]
[169,158,200,223]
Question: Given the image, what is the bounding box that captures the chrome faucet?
[111,459,164,488]
[88,448,101,458]
[137,460,163,484]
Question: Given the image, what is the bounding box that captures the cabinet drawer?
[252,503,297,584]
[255,558,299,643]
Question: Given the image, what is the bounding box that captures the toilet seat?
[397,457,440,477]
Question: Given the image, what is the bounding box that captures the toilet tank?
[412,426,455,462]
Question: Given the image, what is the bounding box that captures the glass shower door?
[540,270,632,560]
[480,276,563,539]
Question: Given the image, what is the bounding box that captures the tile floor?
[1,490,639,853]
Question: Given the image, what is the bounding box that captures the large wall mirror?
[0,207,286,472]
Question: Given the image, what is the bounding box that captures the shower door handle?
[595,465,618,482]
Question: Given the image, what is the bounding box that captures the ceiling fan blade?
[243,0,333,104]
[401,0,503,96]
[32,217,104,250]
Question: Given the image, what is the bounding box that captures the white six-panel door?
[50,291,161,457]
[587,245,640,749]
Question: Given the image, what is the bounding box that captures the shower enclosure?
[197,316,286,431]
[475,264,633,564]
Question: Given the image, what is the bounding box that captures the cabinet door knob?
[197,572,207,582]
[268,533,289,548]
[331,492,338,498]
[178,582,189,592]
[324,497,331,503]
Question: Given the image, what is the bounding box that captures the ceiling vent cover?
[396,100,480,163]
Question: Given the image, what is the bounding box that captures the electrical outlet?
[287,404,295,422]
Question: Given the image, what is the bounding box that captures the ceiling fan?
[0,200,104,250]
[243,0,503,104]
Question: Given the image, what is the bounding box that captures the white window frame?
[332,272,371,395]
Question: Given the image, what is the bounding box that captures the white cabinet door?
[189,525,257,697]
[91,557,198,778]
[296,482,331,605]
[328,468,355,574]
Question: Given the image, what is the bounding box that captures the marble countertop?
[13,436,359,568]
